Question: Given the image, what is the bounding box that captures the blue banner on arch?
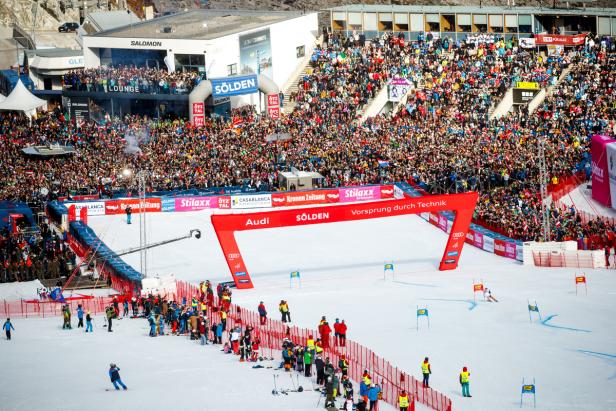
[211,75,259,97]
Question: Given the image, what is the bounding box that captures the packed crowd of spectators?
[1,32,615,257]
[0,220,75,283]
[63,65,202,94]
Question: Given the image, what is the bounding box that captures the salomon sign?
[211,75,258,97]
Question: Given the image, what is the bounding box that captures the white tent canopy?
[0,79,47,116]
[0,93,5,104]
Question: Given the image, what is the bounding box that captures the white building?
[80,9,318,111]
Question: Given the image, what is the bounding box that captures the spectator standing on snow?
[459,366,471,397]
[422,357,432,388]
[125,206,132,225]
[279,300,290,323]
[62,305,72,329]
[106,306,114,332]
[108,363,127,390]
[303,348,312,377]
[319,317,331,349]
[77,305,84,328]
[367,383,382,410]
[258,301,267,325]
[315,354,325,385]
[3,318,14,340]
[336,319,347,346]
[123,300,129,317]
[85,310,93,332]
[398,389,410,411]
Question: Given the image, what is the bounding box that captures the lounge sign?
[211,74,258,97]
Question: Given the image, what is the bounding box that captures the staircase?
[528,63,576,114]
[282,65,312,114]
[41,275,110,290]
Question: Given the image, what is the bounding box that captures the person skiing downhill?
[3,318,15,340]
[108,363,127,390]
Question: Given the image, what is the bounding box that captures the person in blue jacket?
[158,315,164,335]
[215,322,223,344]
[148,315,156,337]
[367,383,382,410]
[77,305,84,328]
[85,311,93,332]
[4,318,15,340]
[359,380,369,403]
[108,363,127,390]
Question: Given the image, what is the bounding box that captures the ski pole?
[290,372,296,390]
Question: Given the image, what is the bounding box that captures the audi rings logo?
[228,253,240,261]
[452,232,465,239]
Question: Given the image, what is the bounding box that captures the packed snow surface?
[0,279,44,300]
[81,209,616,410]
[0,316,336,411]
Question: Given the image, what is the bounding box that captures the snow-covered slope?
[0,316,332,411]
[85,210,616,410]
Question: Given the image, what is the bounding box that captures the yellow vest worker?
[221,311,227,320]
[306,336,315,350]
[200,302,207,312]
[422,357,431,388]
[399,391,410,409]
[460,367,471,398]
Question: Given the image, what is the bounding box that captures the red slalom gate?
[175,280,452,411]
[212,192,478,289]
[1,296,119,318]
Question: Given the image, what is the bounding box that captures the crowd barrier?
[174,280,451,411]
[399,182,524,262]
[0,296,119,318]
[548,171,587,203]
[531,250,604,268]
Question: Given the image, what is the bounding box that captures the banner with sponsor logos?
[175,196,219,212]
[104,198,162,215]
[211,74,259,98]
[339,186,382,203]
[591,134,616,208]
[483,235,495,253]
[271,190,339,207]
[231,194,272,209]
[211,192,478,289]
[473,231,484,249]
[380,185,394,199]
[161,197,176,212]
[534,33,587,46]
[70,201,106,217]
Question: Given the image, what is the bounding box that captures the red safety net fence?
[532,251,600,268]
[175,280,452,411]
[0,296,120,318]
[548,171,587,203]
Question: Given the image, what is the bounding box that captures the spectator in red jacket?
[334,319,347,347]
[319,317,332,349]
[257,301,267,325]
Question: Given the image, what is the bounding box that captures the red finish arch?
[211,192,479,289]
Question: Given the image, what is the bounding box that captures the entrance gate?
[211,192,478,289]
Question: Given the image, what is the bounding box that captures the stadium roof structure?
[91,9,311,40]
[330,4,616,16]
